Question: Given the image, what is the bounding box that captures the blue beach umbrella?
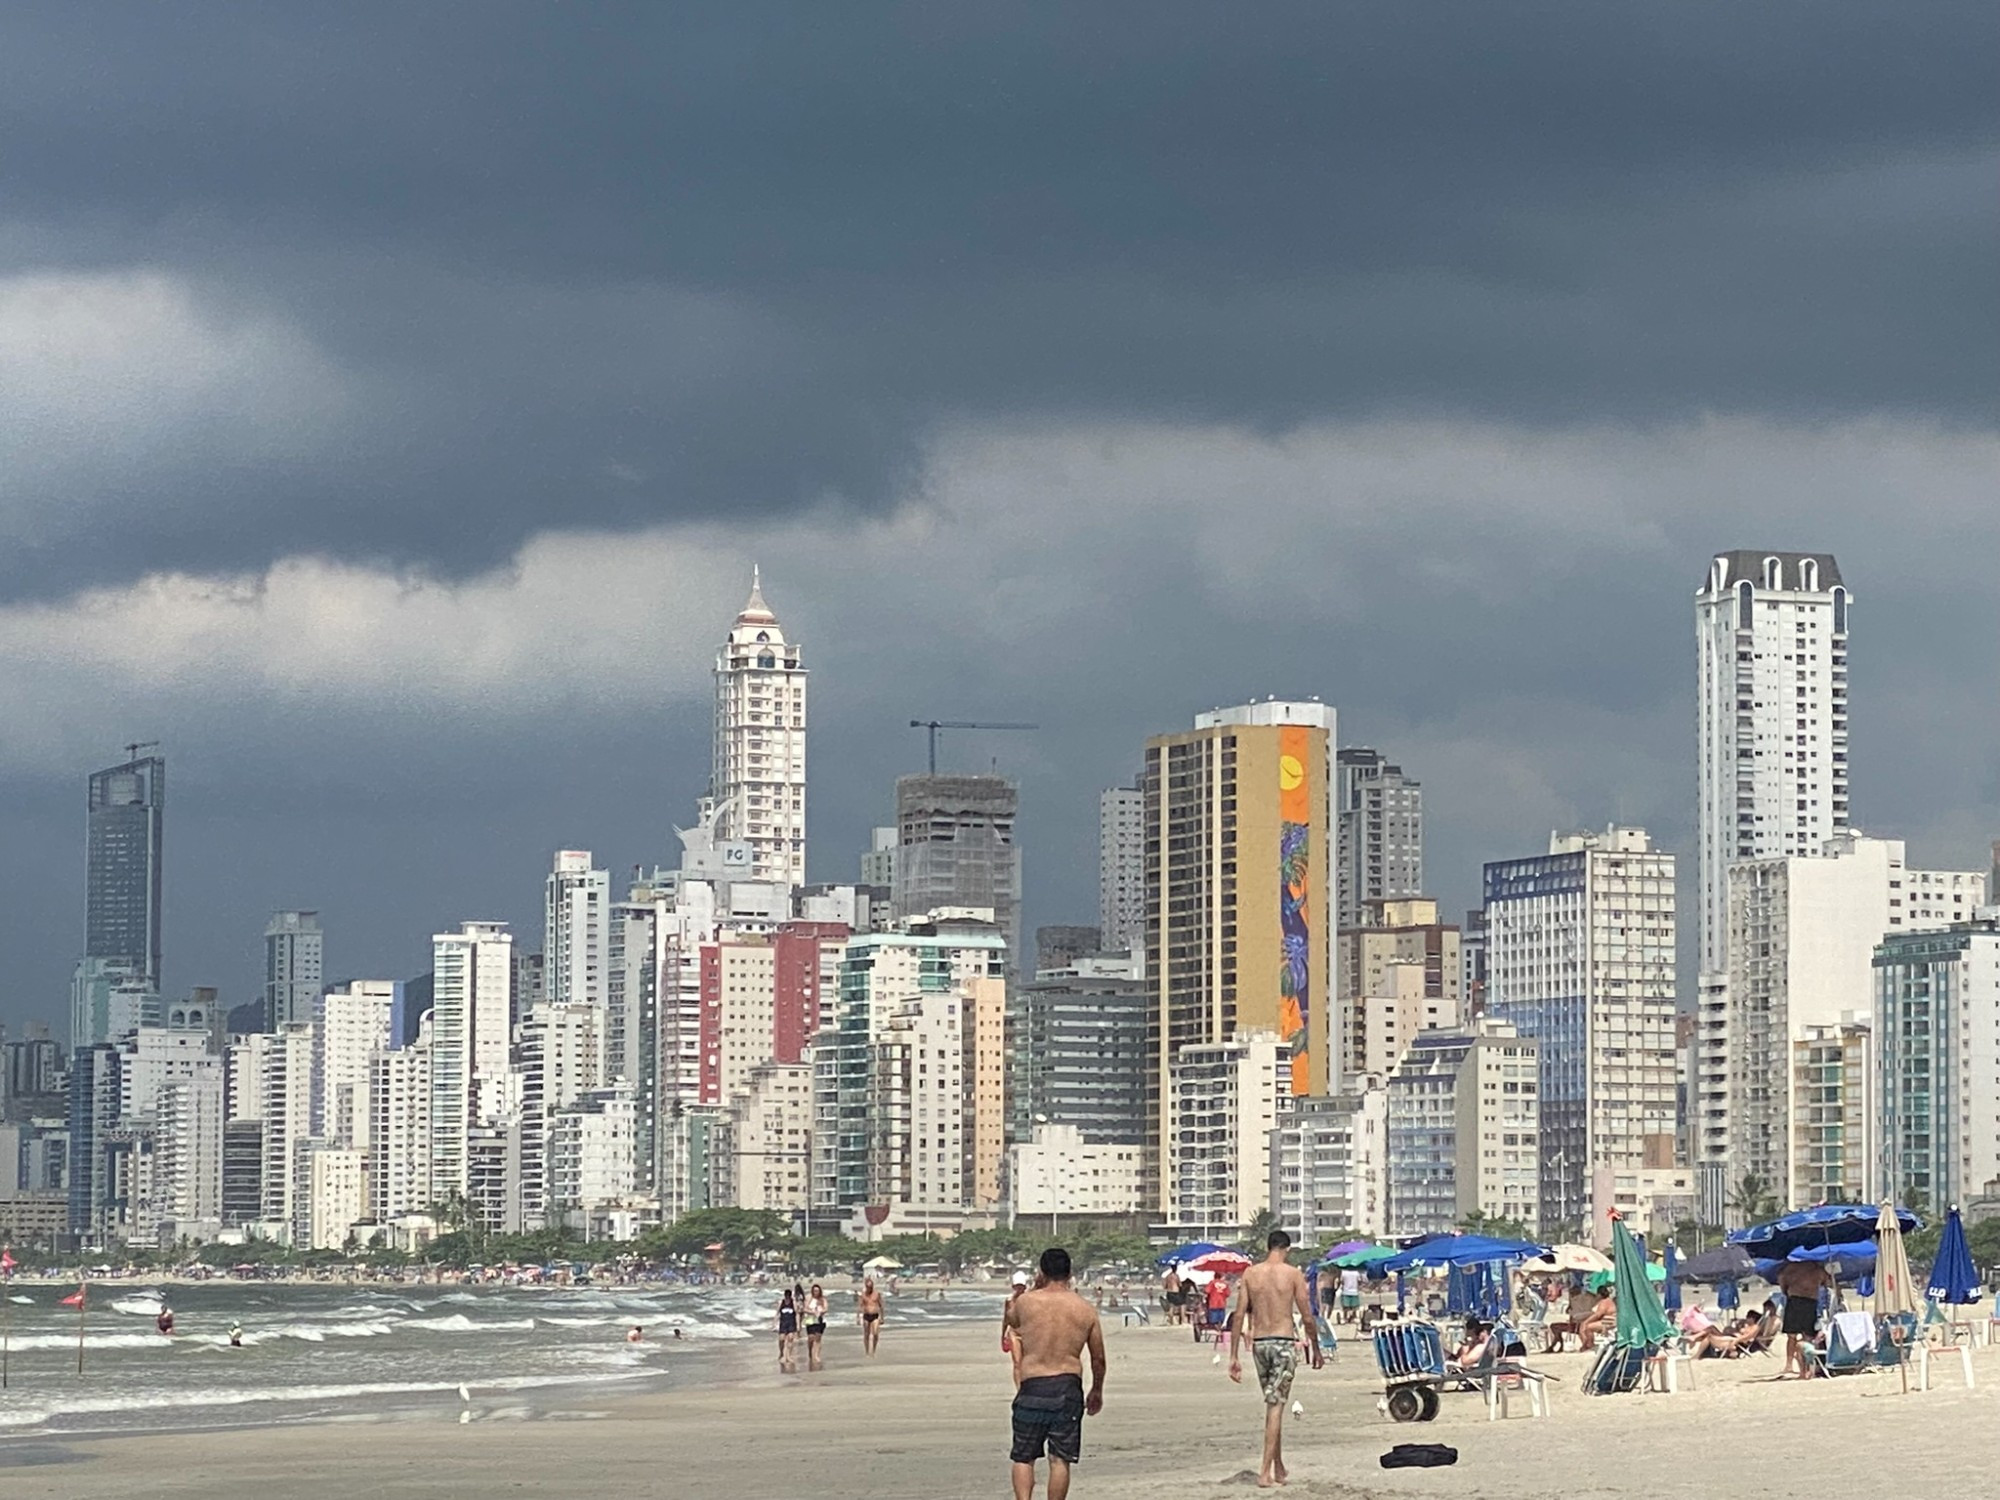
[1662,1242,1682,1313]
[1731,1203,1919,1260]
[1156,1241,1224,1268]
[1927,1206,1979,1307]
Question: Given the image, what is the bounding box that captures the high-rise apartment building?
[1482,826,1677,1239]
[606,901,659,1189]
[1271,1086,1389,1243]
[1009,957,1148,1146]
[1337,897,1462,1083]
[257,1024,315,1229]
[153,1070,225,1236]
[1875,918,2000,1213]
[891,775,1022,963]
[1098,780,1145,954]
[264,911,324,1032]
[813,912,1007,1228]
[1694,551,1849,975]
[715,1062,815,1215]
[1384,1022,1540,1237]
[544,852,609,1011]
[710,569,808,887]
[313,980,395,1147]
[1335,749,1422,930]
[427,921,514,1205]
[517,1002,603,1226]
[86,752,165,992]
[1706,834,1984,1207]
[1143,701,1334,1214]
[368,1033,432,1222]
[1168,1032,1289,1233]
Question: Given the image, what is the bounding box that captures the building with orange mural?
[1142,701,1333,1220]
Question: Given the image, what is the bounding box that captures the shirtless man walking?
[1228,1230,1320,1488]
[857,1278,885,1356]
[1003,1247,1106,1500]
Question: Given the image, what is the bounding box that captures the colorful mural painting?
[1277,725,1311,1094]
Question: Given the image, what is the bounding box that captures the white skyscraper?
[314,980,396,1146]
[368,1032,432,1223]
[428,921,515,1205]
[1707,834,1985,1208]
[1097,781,1144,954]
[544,851,610,1011]
[1694,551,1850,975]
[710,568,808,887]
[264,910,324,1031]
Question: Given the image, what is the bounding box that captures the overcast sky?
[1,3,1995,1030]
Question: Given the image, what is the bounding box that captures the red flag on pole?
[60,1287,84,1308]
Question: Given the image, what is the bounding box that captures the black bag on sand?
[1380,1443,1459,1468]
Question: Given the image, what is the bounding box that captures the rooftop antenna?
[907,720,1038,775]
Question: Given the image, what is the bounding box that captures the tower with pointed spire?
[709,566,808,887]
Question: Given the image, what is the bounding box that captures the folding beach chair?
[1583,1341,1651,1395]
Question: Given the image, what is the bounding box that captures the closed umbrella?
[1715,1276,1740,1311]
[1610,1216,1672,1350]
[1662,1242,1682,1313]
[1869,1202,1920,1318]
[1926,1205,1978,1308]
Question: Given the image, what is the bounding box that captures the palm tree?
[1727,1173,1777,1227]
[1240,1208,1278,1250]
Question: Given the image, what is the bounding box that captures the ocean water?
[0,1280,996,1437]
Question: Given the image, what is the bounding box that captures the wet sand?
[5,1316,1996,1498]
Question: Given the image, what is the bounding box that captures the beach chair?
[1735,1315,1776,1358]
[1894,1312,1972,1392]
[1582,1341,1651,1395]
[1469,1330,1551,1421]
[1643,1342,1697,1393]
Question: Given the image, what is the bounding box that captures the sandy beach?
[4,1313,1997,1499]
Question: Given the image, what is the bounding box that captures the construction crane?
[908,720,1037,775]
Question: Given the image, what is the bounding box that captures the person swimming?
[627,1325,644,1343]
[229,1322,243,1348]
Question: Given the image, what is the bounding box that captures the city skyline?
[4,535,2000,1033]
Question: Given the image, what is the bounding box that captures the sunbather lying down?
[1678,1305,1770,1357]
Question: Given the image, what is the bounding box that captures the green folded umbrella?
[1609,1218,1672,1349]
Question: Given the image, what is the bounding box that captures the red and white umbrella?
[1184,1249,1252,1275]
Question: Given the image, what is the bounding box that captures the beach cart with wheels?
[1373,1321,1447,1422]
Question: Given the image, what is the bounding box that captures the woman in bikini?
[803,1283,829,1371]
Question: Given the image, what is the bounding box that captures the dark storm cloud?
[0,1,1993,594]
[0,4,1995,1029]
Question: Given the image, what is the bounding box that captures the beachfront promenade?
[4,1316,1996,1499]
